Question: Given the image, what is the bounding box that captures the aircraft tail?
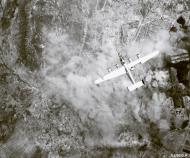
[127,80,144,91]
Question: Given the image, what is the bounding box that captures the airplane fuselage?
[124,65,136,84]
[118,55,136,84]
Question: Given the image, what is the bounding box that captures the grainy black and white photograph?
[0,0,190,157]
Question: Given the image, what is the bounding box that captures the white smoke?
[41,24,173,147]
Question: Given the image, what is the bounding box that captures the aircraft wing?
[94,50,159,85]
[95,66,126,84]
[126,50,159,69]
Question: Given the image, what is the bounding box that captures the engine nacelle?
[130,67,135,71]
[115,64,119,68]
[128,58,132,62]
[107,67,112,72]
[137,54,140,59]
